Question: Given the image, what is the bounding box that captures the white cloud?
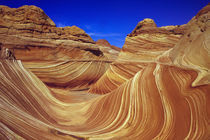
[87,33,121,37]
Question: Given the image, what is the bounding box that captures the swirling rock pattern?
[157,4,210,87]
[0,5,117,91]
[0,4,210,140]
[89,19,186,94]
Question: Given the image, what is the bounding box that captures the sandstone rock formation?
[96,39,121,52]
[0,47,15,60]
[157,5,210,87]
[0,5,114,91]
[89,18,186,94]
[0,3,210,140]
[96,39,120,60]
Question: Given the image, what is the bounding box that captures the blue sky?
[0,0,208,47]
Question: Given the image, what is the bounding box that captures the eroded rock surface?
[89,18,187,94]
[0,5,113,90]
[96,39,121,60]
[0,4,209,140]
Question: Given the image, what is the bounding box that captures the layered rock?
[122,18,186,62]
[96,39,121,52]
[89,18,186,94]
[96,39,120,60]
[1,58,210,139]
[0,5,94,43]
[0,47,15,59]
[0,5,113,90]
[157,4,210,87]
[0,4,209,140]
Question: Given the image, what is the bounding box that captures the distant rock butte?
[96,39,121,51]
[96,39,121,60]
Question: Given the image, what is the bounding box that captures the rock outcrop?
[96,39,121,51]
[0,3,209,140]
[96,39,121,60]
[124,18,186,61]
[0,46,15,60]
[0,5,113,91]
[157,3,210,87]
[0,5,94,43]
[89,18,186,94]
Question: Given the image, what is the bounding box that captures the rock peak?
[96,39,111,46]
[96,39,120,51]
[130,18,157,36]
[61,25,86,35]
[0,5,56,26]
[138,18,157,27]
[0,5,95,43]
[128,18,186,37]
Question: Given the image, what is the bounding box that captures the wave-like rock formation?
[0,3,210,140]
[89,18,186,94]
[0,5,115,91]
[157,5,210,87]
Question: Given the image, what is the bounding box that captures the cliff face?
[0,4,210,140]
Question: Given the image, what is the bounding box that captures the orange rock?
[0,5,115,90]
[0,3,209,140]
[89,18,186,94]
[96,39,121,52]
[96,39,121,60]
